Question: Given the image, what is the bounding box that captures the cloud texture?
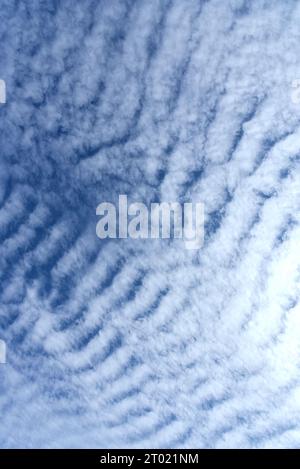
[1,0,300,448]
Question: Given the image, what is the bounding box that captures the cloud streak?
[0,0,300,448]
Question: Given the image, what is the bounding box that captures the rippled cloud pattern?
[1,0,300,448]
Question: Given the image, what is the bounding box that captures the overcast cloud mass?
[1,0,300,449]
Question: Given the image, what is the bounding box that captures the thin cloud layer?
[0,0,300,448]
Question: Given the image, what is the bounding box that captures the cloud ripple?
[0,0,300,448]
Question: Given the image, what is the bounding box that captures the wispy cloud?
[0,0,300,448]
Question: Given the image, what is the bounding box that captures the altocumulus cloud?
[0,0,300,449]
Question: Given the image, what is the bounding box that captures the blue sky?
[1,0,300,448]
